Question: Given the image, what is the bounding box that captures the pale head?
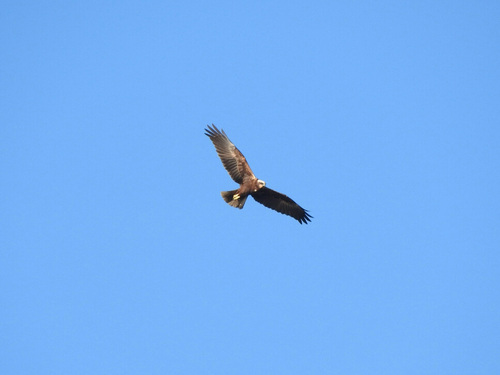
[255,179,266,191]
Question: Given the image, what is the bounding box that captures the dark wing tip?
[204,123,217,137]
[204,124,228,138]
[298,209,313,224]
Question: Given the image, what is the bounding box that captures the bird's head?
[255,179,266,191]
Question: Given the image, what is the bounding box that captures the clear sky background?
[1,1,499,374]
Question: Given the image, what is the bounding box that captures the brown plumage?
[205,124,312,224]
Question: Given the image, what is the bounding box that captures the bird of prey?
[205,124,312,224]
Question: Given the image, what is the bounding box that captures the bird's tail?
[221,190,247,209]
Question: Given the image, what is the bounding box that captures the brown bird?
[205,124,312,224]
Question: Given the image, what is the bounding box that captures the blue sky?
[1,1,499,374]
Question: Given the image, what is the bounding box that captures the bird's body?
[205,124,312,224]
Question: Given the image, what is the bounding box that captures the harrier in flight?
[205,124,312,224]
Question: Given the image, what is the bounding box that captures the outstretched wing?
[251,187,312,224]
[205,124,255,184]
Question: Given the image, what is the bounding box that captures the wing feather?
[251,187,312,224]
[205,124,255,184]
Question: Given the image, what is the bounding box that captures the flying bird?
[205,124,312,224]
